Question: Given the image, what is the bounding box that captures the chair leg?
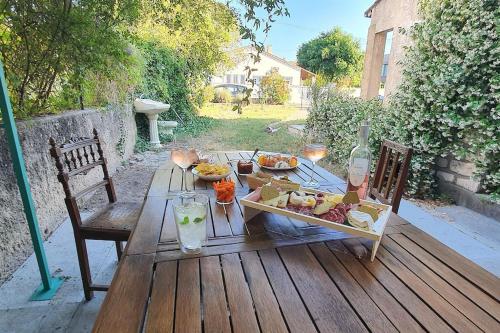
[73,236,94,301]
[115,241,123,260]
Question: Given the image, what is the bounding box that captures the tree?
[0,0,140,117]
[260,70,290,104]
[0,0,289,118]
[297,27,363,84]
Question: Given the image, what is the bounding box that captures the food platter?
[240,187,392,261]
[254,153,300,170]
[192,162,232,181]
[192,168,231,181]
[256,162,301,171]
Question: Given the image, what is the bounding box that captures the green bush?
[202,85,216,105]
[0,0,140,117]
[213,89,232,103]
[306,87,391,171]
[137,41,193,122]
[260,70,290,104]
[390,0,499,196]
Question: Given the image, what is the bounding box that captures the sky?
[253,0,375,61]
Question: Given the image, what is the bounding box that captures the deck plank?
[326,240,425,333]
[126,197,167,255]
[389,233,500,320]
[210,197,233,237]
[221,253,261,333]
[92,254,154,333]
[175,258,201,333]
[200,256,231,333]
[380,236,500,332]
[240,251,288,333]
[278,245,367,333]
[309,242,398,333]
[146,261,177,333]
[341,239,454,333]
[399,224,500,301]
[365,239,482,332]
[258,248,318,333]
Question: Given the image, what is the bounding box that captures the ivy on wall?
[390,0,499,196]
[307,0,499,198]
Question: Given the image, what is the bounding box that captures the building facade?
[211,47,314,106]
[360,0,419,102]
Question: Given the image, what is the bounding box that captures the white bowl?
[192,167,232,181]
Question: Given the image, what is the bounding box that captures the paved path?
[1,149,498,332]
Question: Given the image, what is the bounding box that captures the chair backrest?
[370,139,413,213]
[49,129,116,226]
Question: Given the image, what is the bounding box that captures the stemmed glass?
[171,145,198,193]
[302,143,327,188]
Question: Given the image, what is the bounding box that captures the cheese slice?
[347,211,374,231]
[260,196,280,207]
[277,194,290,208]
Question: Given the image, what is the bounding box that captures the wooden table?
[93,151,500,333]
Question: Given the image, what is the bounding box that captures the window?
[233,74,238,84]
[240,75,246,84]
[226,74,232,83]
[271,67,279,73]
[284,76,293,85]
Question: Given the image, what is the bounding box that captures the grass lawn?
[180,103,308,155]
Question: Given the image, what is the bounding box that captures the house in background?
[360,0,419,102]
[210,46,315,106]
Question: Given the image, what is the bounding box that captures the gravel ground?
[81,149,171,212]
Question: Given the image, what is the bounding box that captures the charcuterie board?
[240,187,392,261]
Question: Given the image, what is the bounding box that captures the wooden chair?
[49,129,142,301]
[370,140,413,213]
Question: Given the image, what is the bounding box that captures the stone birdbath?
[134,98,171,148]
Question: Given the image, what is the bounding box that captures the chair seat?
[80,202,143,240]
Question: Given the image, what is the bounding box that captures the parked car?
[214,84,247,97]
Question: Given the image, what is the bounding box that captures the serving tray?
[240,187,392,261]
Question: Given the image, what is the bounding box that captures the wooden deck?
[92,151,500,333]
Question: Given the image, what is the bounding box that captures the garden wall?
[0,106,136,282]
[436,156,499,220]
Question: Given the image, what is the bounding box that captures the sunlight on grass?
[182,103,308,155]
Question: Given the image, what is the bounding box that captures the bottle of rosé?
[346,122,372,199]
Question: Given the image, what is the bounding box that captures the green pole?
[0,61,62,300]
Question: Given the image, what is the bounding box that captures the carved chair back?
[49,129,116,227]
[370,140,413,213]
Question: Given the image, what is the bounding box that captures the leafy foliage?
[1,0,288,120]
[137,41,193,122]
[390,0,499,195]
[0,0,140,117]
[213,89,233,103]
[202,85,216,105]
[306,87,390,172]
[260,70,290,104]
[227,0,289,112]
[297,27,364,84]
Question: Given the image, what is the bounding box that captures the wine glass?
[171,145,198,193]
[302,143,327,188]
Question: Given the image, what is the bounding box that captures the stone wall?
[436,156,480,193]
[436,156,499,220]
[0,106,136,282]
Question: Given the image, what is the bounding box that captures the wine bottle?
[347,122,372,199]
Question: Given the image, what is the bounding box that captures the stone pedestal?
[146,113,161,147]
